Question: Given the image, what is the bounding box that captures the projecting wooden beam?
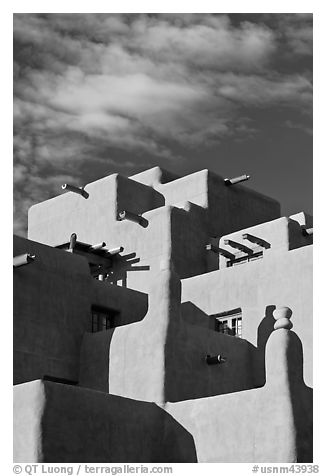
[206,244,235,260]
[302,227,313,236]
[118,210,148,228]
[61,183,89,199]
[242,233,271,249]
[224,174,250,186]
[224,239,254,254]
[206,354,227,365]
[13,253,35,268]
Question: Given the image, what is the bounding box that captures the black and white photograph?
[12,6,316,470]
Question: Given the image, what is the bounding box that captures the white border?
[4,2,323,471]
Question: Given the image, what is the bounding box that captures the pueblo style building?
[13,167,313,463]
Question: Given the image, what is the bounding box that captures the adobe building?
[13,167,313,463]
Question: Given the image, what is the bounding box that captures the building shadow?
[286,332,313,462]
[257,305,276,350]
[165,302,305,400]
[164,301,259,401]
[107,252,150,287]
[181,302,216,330]
[79,328,116,393]
[34,384,198,462]
[254,305,277,385]
[164,301,312,461]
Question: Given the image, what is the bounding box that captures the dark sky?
[13,13,312,236]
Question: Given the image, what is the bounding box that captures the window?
[212,308,242,338]
[227,251,263,268]
[91,306,119,332]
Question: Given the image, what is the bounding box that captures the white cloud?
[124,15,276,71]
[216,73,312,107]
[13,13,313,234]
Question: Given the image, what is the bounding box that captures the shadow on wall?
[181,302,216,330]
[107,253,150,287]
[287,333,313,462]
[79,328,116,393]
[164,302,304,402]
[36,384,198,463]
[255,305,277,386]
[254,329,313,463]
[288,218,313,250]
[257,305,276,349]
[164,301,259,402]
[161,329,313,463]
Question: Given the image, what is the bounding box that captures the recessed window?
[91,306,119,332]
[212,308,242,338]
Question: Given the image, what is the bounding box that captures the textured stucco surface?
[14,235,148,385]
[163,329,312,463]
[20,173,313,397]
[107,264,259,402]
[14,235,91,384]
[27,168,281,287]
[14,380,46,462]
[217,215,313,269]
[155,169,281,236]
[28,174,165,248]
[14,327,312,463]
[130,166,180,187]
[182,245,313,387]
[14,166,313,463]
[13,380,197,463]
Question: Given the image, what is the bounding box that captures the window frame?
[211,308,242,338]
[91,305,119,333]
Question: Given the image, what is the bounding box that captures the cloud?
[13,169,79,236]
[284,119,313,136]
[13,13,312,235]
[123,15,276,71]
[216,73,312,107]
[273,13,313,56]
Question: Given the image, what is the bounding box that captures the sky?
[13,13,313,236]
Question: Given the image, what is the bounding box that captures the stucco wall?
[217,216,312,269]
[28,174,164,247]
[91,279,148,327]
[13,380,45,462]
[28,187,173,296]
[130,166,180,187]
[14,380,197,463]
[108,266,174,402]
[20,168,312,399]
[26,170,283,293]
[14,235,148,385]
[155,169,281,236]
[163,329,312,463]
[181,245,313,387]
[75,201,240,400]
[170,203,209,279]
[164,312,258,401]
[80,229,312,402]
[15,166,313,463]
[14,235,91,384]
[79,329,115,392]
[14,326,312,463]
[105,205,173,293]
[108,265,260,403]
